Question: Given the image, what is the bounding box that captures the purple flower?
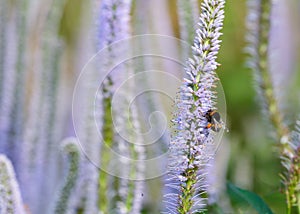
[164,0,226,213]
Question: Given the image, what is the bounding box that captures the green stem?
[178,161,199,213]
[125,129,135,212]
[287,190,291,214]
[98,79,114,213]
[297,193,300,214]
[124,97,141,212]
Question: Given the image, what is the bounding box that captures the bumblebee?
[205,109,223,132]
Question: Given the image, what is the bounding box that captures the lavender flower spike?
[281,120,300,211]
[53,138,80,214]
[0,154,25,214]
[164,0,225,213]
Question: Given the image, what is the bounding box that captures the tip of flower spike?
[0,154,9,165]
[61,137,80,154]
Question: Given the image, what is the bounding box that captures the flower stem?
[297,193,300,214]
[178,164,199,213]
[98,87,114,214]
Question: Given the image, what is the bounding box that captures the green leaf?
[227,182,274,214]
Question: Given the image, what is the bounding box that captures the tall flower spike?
[21,0,67,212]
[69,7,103,212]
[0,155,25,214]
[164,0,225,213]
[245,0,290,143]
[97,0,131,212]
[53,138,80,214]
[246,0,299,212]
[97,0,144,213]
[0,0,28,170]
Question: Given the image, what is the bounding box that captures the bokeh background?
[0,0,300,213]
